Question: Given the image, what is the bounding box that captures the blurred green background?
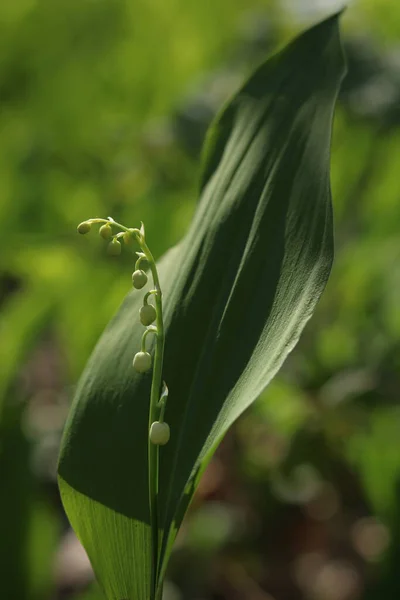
[1,0,400,598]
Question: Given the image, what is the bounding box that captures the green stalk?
[140,239,165,600]
[88,217,165,598]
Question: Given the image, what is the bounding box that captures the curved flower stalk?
[77,216,168,596]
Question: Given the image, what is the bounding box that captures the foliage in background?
[1,0,400,599]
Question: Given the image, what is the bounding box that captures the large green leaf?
[58,14,345,600]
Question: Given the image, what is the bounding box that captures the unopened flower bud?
[149,421,170,445]
[77,221,91,234]
[99,224,113,240]
[108,238,122,256]
[132,270,148,289]
[133,351,152,373]
[140,304,156,326]
[123,230,135,245]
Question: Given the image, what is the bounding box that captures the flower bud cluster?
[77,219,140,257]
[76,216,169,446]
[131,258,157,382]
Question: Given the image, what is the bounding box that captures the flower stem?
[89,217,165,598]
[140,239,165,600]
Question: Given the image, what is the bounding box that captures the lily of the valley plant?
[58,13,346,600]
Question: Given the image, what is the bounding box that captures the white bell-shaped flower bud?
[140,304,157,326]
[132,351,152,373]
[77,221,91,234]
[149,421,170,445]
[132,270,148,289]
